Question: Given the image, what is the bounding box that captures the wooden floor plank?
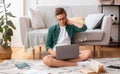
[0,46,120,62]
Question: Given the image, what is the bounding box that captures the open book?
[80,60,106,74]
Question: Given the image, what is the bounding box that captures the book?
[80,60,106,74]
[80,68,97,74]
[15,63,30,69]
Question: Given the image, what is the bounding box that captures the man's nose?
[59,20,64,22]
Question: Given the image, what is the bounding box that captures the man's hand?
[67,18,77,25]
[51,50,56,57]
[48,48,56,57]
[67,18,83,28]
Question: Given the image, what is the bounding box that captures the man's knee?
[42,55,54,66]
[80,50,92,60]
[87,49,92,56]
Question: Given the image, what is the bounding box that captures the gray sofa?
[19,6,112,58]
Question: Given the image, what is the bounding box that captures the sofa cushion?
[74,29,104,43]
[85,29,104,41]
[29,8,45,29]
[85,13,104,30]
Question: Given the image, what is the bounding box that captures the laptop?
[55,44,79,60]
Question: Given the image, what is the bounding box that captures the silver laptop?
[56,44,79,60]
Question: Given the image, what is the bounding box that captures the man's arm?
[67,19,87,32]
[67,19,83,28]
[46,27,56,57]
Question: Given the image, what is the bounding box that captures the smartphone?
[107,65,120,69]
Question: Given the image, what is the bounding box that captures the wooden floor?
[0,46,120,61]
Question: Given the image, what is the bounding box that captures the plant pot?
[0,46,12,59]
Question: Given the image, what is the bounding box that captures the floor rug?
[0,58,120,74]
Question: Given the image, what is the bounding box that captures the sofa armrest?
[19,16,31,45]
[101,15,112,44]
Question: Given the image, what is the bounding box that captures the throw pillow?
[85,14,104,30]
[69,17,85,24]
[29,8,45,29]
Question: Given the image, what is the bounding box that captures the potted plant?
[0,0,16,59]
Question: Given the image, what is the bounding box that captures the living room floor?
[0,46,120,62]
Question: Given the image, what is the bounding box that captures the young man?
[43,7,92,67]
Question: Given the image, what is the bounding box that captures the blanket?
[0,58,120,74]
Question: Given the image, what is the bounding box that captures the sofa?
[19,6,112,58]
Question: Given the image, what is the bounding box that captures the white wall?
[36,0,98,6]
[5,0,24,47]
[25,0,99,15]
[24,0,36,15]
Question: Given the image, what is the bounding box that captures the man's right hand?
[48,48,56,57]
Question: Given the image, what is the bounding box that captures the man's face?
[56,13,67,26]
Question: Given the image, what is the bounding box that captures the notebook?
[56,44,79,60]
[15,63,30,69]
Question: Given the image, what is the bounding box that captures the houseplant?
[0,0,16,59]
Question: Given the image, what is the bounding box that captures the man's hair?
[55,7,67,16]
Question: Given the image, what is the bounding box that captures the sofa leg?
[101,45,103,48]
[32,48,35,59]
[93,45,96,58]
[97,46,101,58]
[39,46,41,59]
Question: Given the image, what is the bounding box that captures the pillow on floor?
[85,13,104,30]
[29,8,45,29]
[69,17,85,24]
